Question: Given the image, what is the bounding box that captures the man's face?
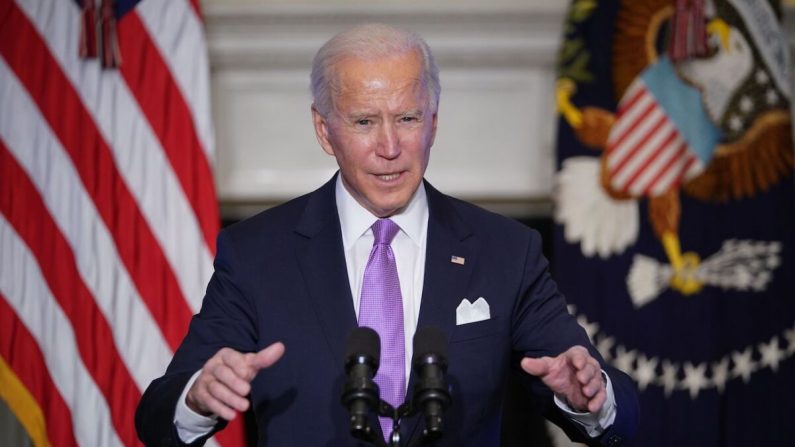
[312,50,437,217]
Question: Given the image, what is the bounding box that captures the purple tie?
[358,218,405,441]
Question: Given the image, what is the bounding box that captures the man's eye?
[400,116,417,123]
[356,119,372,126]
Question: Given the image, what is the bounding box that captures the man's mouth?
[376,172,402,181]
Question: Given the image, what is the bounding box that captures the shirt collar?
[336,173,428,251]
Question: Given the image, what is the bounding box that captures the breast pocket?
[446,316,508,429]
[450,316,502,343]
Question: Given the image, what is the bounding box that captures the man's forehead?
[327,57,425,108]
[332,84,427,117]
[331,52,423,85]
[336,75,423,97]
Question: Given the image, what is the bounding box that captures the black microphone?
[412,326,451,441]
[341,327,381,441]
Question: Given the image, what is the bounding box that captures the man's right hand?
[186,342,285,420]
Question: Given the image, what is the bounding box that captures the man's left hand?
[521,345,606,413]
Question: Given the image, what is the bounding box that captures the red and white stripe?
[0,212,127,447]
[605,79,704,197]
[0,294,80,447]
[0,0,244,445]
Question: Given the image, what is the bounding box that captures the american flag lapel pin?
[450,255,465,265]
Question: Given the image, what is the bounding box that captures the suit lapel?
[294,176,358,369]
[415,183,476,341]
[403,182,477,442]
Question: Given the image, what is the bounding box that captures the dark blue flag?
[553,1,795,446]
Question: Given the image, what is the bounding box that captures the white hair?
[310,23,441,117]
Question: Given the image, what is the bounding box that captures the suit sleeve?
[136,229,259,446]
[510,229,639,446]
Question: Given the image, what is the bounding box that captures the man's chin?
[357,179,421,216]
[368,196,411,217]
[370,205,404,218]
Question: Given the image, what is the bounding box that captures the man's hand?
[186,342,285,420]
[521,345,606,413]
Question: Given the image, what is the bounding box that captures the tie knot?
[372,218,399,245]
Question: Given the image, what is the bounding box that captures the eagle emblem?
[555,0,792,305]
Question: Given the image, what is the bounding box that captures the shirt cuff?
[174,370,218,443]
[553,370,617,438]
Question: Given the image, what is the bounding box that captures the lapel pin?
[450,255,465,265]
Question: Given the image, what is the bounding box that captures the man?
[136,24,639,446]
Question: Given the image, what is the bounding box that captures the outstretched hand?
[521,345,606,413]
[186,342,285,420]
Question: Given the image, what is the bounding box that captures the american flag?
[605,57,718,197]
[0,0,244,445]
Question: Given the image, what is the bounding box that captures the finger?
[576,361,598,385]
[212,363,252,397]
[521,357,551,377]
[219,348,258,381]
[202,390,240,421]
[587,386,607,413]
[249,342,286,371]
[207,378,251,413]
[566,345,589,370]
[188,379,238,420]
[580,371,603,398]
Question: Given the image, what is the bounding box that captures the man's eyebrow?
[399,109,424,117]
[346,111,378,120]
[341,108,425,120]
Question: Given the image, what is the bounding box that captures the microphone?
[411,326,451,441]
[341,327,381,440]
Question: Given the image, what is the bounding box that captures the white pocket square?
[456,297,490,325]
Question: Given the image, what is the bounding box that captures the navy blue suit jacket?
[136,176,638,446]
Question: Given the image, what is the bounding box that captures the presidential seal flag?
[553,0,795,446]
[0,0,245,445]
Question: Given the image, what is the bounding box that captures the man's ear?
[311,105,335,156]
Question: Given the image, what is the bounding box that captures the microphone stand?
[351,398,442,447]
[344,326,450,447]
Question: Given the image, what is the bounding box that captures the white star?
[711,358,730,393]
[784,324,795,355]
[682,362,709,398]
[728,115,743,131]
[634,354,659,391]
[576,315,599,343]
[766,89,779,105]
[596,335,616,362]
[660,360,679,397]
[731,347,757,383]
[733,267,753,289]
[755,69,769,85]
[766,252,781,269]
[739,95,753,113]
[613,346,637,376]
[759,337,784,372]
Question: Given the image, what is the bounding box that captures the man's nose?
[376,123,400,159]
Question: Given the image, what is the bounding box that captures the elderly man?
[136,23,638,446]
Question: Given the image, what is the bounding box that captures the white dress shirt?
[174,176,615,441]
[336,175,428,383]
